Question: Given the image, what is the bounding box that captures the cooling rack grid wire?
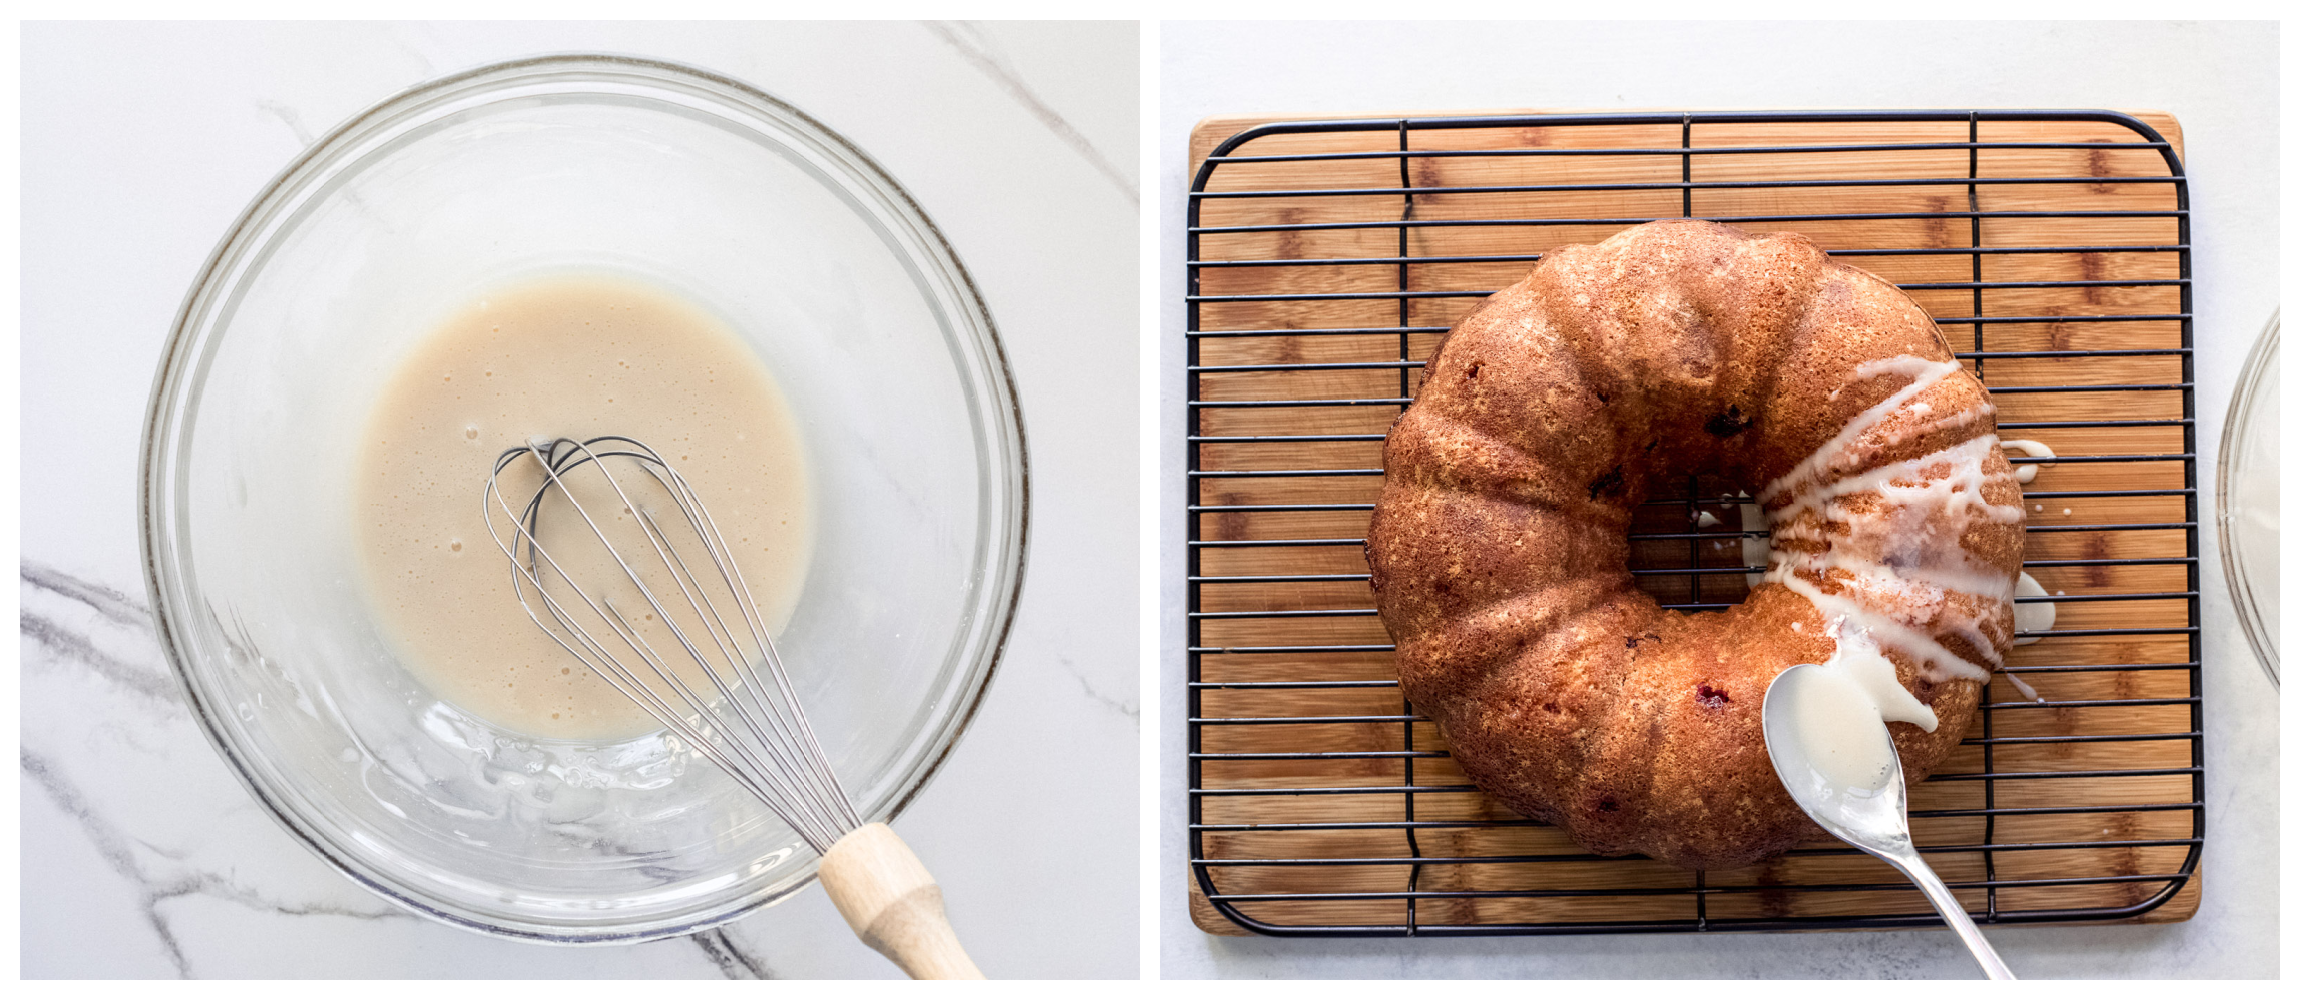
[1184,110,2200,936]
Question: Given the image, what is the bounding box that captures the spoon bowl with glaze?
[1764,662,2016,980]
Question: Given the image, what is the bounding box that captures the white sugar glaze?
[1999,438,2056,485]
[2011,571,2055,647]
[353,277,813,741]
[1774,620,1939,795]
[1758,355,2026,686]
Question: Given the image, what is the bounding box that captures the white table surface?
[21,20,1140,979]
[1156,20,2280,979]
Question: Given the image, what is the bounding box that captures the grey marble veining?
[22,564,178,707]
[23,562,423,978]
[23,20,1139,979]
[926,20,1140,206]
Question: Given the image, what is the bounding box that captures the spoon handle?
[1883,849,2016,980]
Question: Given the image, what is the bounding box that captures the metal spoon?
[1763,663,2016,980]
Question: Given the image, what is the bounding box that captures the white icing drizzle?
[1772,573,1997,683]
[1739,495,1768,588]
[1758,355,2025,685]
[1758,356,1969,507]
[1768,435,2026,540]
[1772,620,1937,797]
[2011,571,2055,647]
[2000,438,2057,485]
[1822,618,1939,731]
[2003,671,2044,703]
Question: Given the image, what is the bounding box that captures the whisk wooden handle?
[818,822,984,980]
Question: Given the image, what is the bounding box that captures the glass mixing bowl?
[140,55,1027,942]
[2218,311,2277,685]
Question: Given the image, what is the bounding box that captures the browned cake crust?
[1365,220,2026,870]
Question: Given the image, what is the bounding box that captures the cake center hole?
[1627,473,1767,611]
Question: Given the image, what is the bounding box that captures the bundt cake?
[1365,219,2026,870]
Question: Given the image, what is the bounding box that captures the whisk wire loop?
[637,483,858,827]
[482,436,860,852]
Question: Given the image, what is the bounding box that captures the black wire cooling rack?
[1183,110,2199,937]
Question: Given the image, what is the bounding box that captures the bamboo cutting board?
[1184,110,2199,936]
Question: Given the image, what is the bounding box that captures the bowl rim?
[2216,309,2277,686]
[137,51,1030,944]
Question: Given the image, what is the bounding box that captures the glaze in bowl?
[140,55,1026,942]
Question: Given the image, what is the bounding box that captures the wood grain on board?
[1184,110,2199,936]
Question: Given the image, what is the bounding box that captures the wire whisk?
[483,435,981,978]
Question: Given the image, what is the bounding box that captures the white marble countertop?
[22,21,1139,979]
[1156,20,2280,978]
